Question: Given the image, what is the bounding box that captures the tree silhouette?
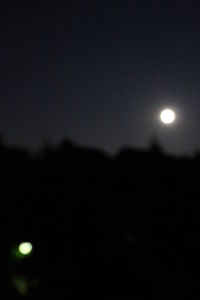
[149,136,164,155]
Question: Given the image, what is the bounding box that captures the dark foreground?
[1,140,200,299]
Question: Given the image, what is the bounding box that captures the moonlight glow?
[18,242,33,256]
[160,109,176,125]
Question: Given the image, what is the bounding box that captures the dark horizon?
[1,134,199,159]
[2,129,200,299]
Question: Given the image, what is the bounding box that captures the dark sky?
[1,0,200,154]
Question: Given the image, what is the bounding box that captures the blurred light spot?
[12,276,28,296]
[160,108,176,125]
[18,242,33,256]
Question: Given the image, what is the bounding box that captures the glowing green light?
[18,242,33,256]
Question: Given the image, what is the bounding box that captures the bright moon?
[160,109,176,125]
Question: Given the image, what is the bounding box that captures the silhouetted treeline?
[1,139,200,299]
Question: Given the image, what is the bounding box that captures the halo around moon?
[160,108,176,125]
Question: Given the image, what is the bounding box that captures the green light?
[18,242,33,256]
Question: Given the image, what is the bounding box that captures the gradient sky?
[1,0,200,154]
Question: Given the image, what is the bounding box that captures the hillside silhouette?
[1,139,200,299]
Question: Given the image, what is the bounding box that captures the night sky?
[1,0,200,154]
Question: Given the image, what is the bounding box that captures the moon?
[160,108,176,125]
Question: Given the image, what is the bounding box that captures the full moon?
[160,108,176,125]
